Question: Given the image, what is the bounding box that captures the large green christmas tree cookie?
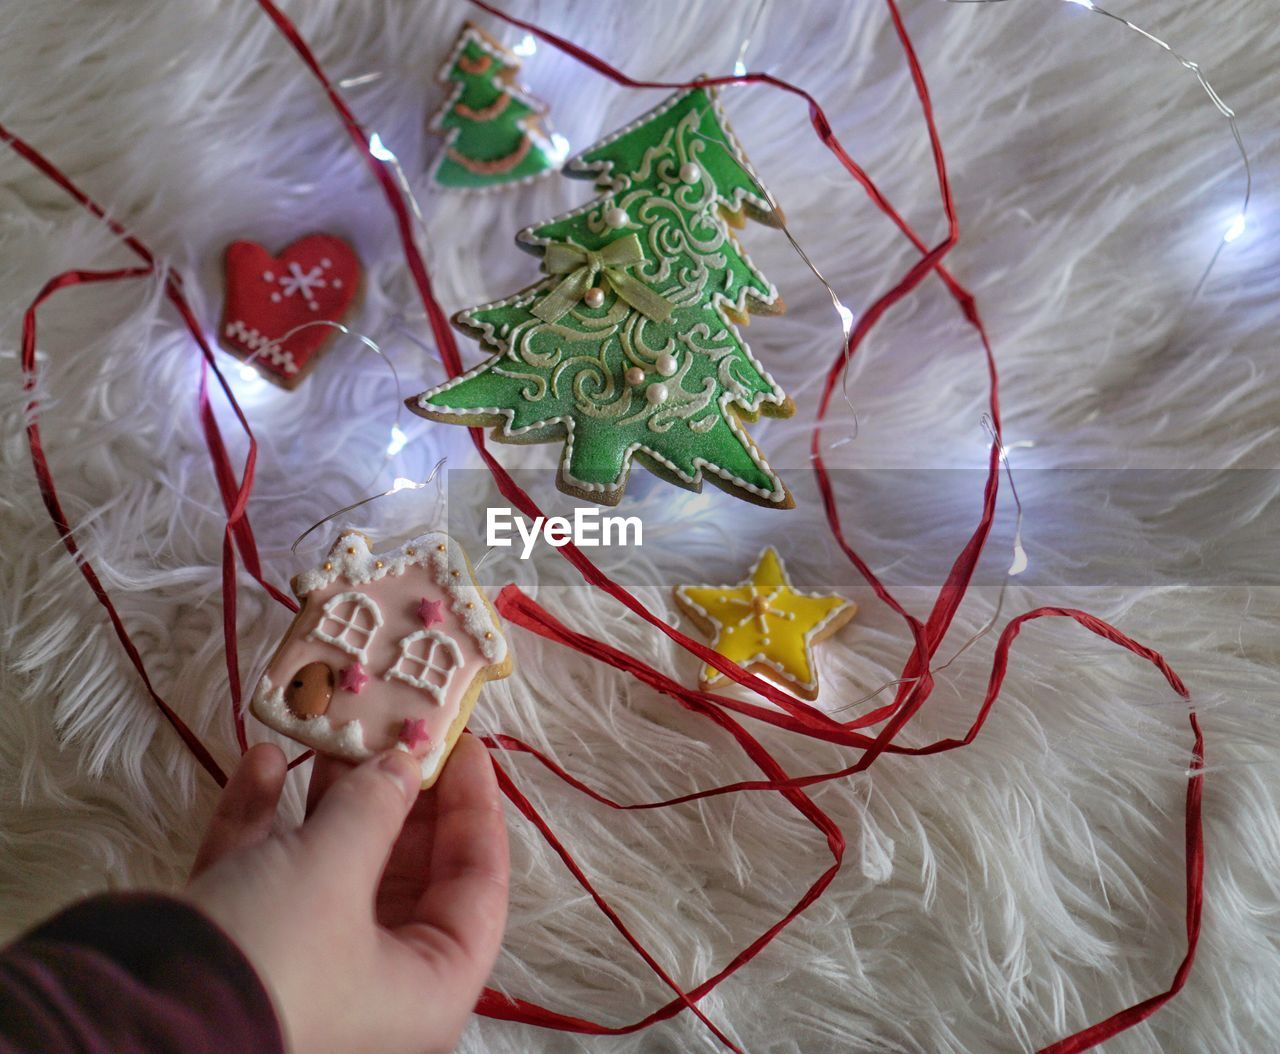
[428,23,558,191]
[411,86,795,508]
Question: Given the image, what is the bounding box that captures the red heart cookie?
[220,234,361,389]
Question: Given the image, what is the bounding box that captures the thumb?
[298,749,422,889]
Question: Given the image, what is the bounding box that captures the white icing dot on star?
[321,258,332,268]
[332,279,343,288]
[262,271,274,281]
[271,292,282,303]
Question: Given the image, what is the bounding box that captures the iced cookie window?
[308,591,383,663]
[384,629,463,703]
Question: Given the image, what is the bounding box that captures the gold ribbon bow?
[531,234,673,324]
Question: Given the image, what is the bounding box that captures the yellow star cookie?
[673,548,856,701]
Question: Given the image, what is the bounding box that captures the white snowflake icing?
[263,259,333,310]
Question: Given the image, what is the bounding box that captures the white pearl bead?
[679,162,701,184]
[624,367,645,387]
[605,207,628,229]
[583,287,605,308]
[656,352,677,377]
[645,382,669,405]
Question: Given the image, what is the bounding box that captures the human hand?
[185,735,508,1054]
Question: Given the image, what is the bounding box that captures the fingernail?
[378,750,422,803]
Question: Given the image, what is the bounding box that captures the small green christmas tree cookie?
[428,23,558,191]
[411,85,795,508]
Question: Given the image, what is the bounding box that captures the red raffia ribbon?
[480,587,844,1046]
[489,587,1203,1051]
[4,1,1205,1050]
[251,1,1208,1047]
[2,123,301,783]
[19,266,226,783]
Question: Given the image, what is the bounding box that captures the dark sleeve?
[0,893,284,1054]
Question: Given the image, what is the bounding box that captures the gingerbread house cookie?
[250,530,511,787]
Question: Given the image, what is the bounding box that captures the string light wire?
[696,125,1031,717]
[369,132,427,227]
[233,316,408,445]
[337,70,383,89]
[231,318,423,525]
[733,0,771,76]
[831,0,1250,710]
[946,0,1252,300]
[291,456,448,553]
[689,127,861,442]
[833,414,1029,714]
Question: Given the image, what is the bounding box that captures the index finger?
[305,751,356,817]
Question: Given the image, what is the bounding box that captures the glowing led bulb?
[675,489,715,518]
[836,303,854,331]
[390,476,416,493]
[1008,536,1029,576]
[386,423,408,456]
[369,133,395,161]
[999,438,1036,461]
[1224,213,1246,242]
[1064,0,1095,9]
[733,60,747,76]
[549,133,571,165]
[513,34,537,56]
[239,364,261,382]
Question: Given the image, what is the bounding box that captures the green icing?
[431,28,556,190]
[419,86,791,504]
[570,89,770,222]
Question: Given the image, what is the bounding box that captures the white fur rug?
[1,1,1276,1051]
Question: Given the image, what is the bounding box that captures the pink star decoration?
[398,718,431,750]
[417,597,444,628]
[337,662,369,694]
